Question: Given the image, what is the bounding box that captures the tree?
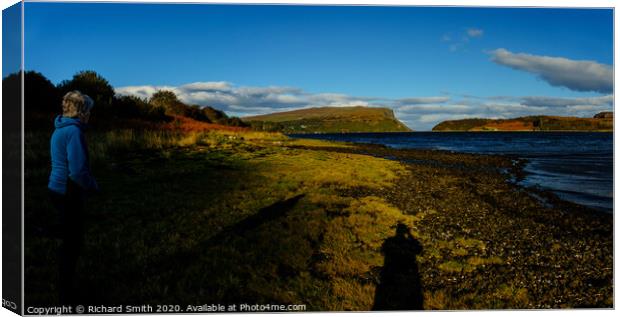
[149,90,186,115]
[183,105,211,122]
[223,117,248,127]
[201,106,228,122]
[3,72,21,131]
[113,95,168,122]
[57,70,115,110]
[24,71,61,115]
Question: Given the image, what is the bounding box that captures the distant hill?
[432,113,613,132]
[243,106,412,133]
[594,112,613,119]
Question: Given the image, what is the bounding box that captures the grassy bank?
[24,129,612,310]
[243,106,412,133]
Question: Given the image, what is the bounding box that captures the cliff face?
[243,106,412,133]
[432,115,613,132]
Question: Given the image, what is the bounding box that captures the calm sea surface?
[289,132,613,213]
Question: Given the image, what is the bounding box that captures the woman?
[48,90,98,304]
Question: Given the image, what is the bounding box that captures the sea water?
[289,132,613,213]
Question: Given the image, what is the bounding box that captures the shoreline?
[294,140,612,216]
[291,140,613,308]
[24,130,613,309]
[288,133,613,213]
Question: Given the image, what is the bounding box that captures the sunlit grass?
[24,128,417,310]
[26,127,561,310]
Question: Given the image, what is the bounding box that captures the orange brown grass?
[163,115,250,132]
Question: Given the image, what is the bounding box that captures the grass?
[243,106,412,133]
[25,127,610,310]
[243,106,397,122]
[24,128,416,310]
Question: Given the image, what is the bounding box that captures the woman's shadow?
[372,223,424,310]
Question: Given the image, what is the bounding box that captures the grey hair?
[62,91,94,118]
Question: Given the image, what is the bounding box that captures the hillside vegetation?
[432,114,613,132]
[7,70,248,132]
[243,106,412,133]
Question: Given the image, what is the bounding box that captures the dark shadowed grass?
[25,130,411,309]
[24,129,613,310]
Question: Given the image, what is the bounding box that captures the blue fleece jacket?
[48,115,98,195]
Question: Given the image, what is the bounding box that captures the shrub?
[58,70,115,109]
[113,95,169,122]
[149,90,186,115]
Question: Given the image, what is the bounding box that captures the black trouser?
[49,179,84,305]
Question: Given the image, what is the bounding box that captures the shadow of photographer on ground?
[373,223,424,310]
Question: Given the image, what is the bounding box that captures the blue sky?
[21,2,614,130]
[2,1,21,76]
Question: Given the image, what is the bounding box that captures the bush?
[58,70,115,110]
[220,117,248,127]
[202,106,228,122]
[149,90,186,115]
[15,68,246,129]
[24,71,62,115]
[112,95,169,122]
[183,105,211,122]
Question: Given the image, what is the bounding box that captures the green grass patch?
[25,129,414,310]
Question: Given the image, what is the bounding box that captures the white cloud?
[182,91,238,106]
[236,86,302,96]
[466,28,484,38]
[115,82,380,115]
[417,114,451,123]
[397,96,450,105]
[267,94,305,104]
[394,94,613,130]
[566,105,610,112]
[180,81,232,92]
[442,27,483,51]
[115,81,613,131]
[398,104,471,113]
[490,48,613,93]
[114,85,177,100]
[520,95,613,107]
